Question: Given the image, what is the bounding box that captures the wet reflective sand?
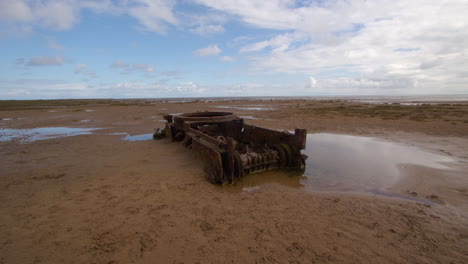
[0,127,103,142]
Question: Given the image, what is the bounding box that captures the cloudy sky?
[0,0,467,99]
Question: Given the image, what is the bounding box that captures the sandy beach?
[1,98,467,264]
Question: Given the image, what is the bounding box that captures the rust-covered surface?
[154,112,307,184]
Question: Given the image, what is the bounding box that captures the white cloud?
[100,81,206,97]
[170,82,206,94]
[300,77,419,95]
[111,60,128,68]
[74,64,96,78]
[239,41,270,53]
[79,0,118,14]
[132,64,154,73]
[110,60,154,75]
[184,10,226,35]
[0,0,33,22]
[227,83,265,94]
[0,0,177,35]
[190,24,224,35]
[3,0,468,96]
[306,77,317,88]
[197,0,468,93]
[0,79,210,99]
[193,0,302,31]
[0,0,80,31]
[35,0,79,30]
[46,37,64,50]
[220,56,235,62]
[194,44,222,56]
[0,79,92,99]
[194,0,408,34]
[27,56,64,66]
[239,32,306,53]
[127,0,178,33]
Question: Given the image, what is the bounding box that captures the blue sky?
[1,0,467,99]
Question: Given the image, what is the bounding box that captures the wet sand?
[1,99,467,263]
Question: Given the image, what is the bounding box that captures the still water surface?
[0,127,103,142]
[121,133,153,141]
[238,133,455,195]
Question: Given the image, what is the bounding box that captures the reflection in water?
[371,190,435,205]
[302,133,453,193]
[107,132,129,136]
[122,133,153,141]
[107,132,154,141]
[235,170,305,192]
[214,105,275,111]
[232,133,455,200]
[0,127,102,142]
[240,115,259,120]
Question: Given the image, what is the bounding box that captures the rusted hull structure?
[154,112,307,184]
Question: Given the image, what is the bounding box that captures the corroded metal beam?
[154,112,307,184]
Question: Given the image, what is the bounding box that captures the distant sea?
[145,94,468,105]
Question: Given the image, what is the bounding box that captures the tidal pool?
[107,132,154,141]
[0,127,103,143]
[237,133,455,195]
[214,105,275,111]
[121,133,153,141]
[240,115,259,120]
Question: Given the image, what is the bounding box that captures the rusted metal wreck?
[154,112,307,184]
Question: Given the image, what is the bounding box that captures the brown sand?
[1,99,467,263]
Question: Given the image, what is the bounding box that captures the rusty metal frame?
[154,112,307,184]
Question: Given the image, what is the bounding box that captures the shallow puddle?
[240,115,265,120]
[107,132,154,141]
[214,105,275,111]
[302,133,453,191]
[240,115,274,121]
[240,115,258,119]
[236,133,455,198]
[107,132,129,136]
[0,127,103,142]
[121,133,153,141]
